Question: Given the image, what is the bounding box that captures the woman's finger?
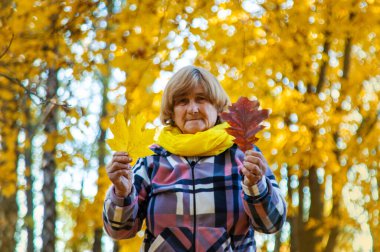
[110,169,132,184]
[241,167,261,185]
[245,151,267,164]
[243,161,262,176]
[244,156,265,168]
[244,156,266,174]
[107,162,132,173]
[112,155,133,164]
[245,150,263,158]
[113,151,129,157]
[245,151,267,173]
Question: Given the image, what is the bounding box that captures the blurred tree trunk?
[41,68,59,252]
[325,173,341,252]
[287,165,299,252]
[297,173,306,252]
[92,1,114,251]
[0,194,18,252]
[0,147,19,251]
[0,87,20,252]
[113,241,120,252]
[300,30,330,251]
[93,228,103,252]
[306,165,324,250]
[92,73,109,252]
[24,97,35,252]
[325,36,352,252]
[274,230,281,252]
[289,214,299,251]
[370,165,380,252]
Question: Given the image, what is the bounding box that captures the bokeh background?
[0,0,379,251]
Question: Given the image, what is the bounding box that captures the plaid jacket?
[103,144,287,251]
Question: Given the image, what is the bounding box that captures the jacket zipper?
[190,160,197,252]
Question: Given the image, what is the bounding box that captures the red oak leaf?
[220,97,269,152]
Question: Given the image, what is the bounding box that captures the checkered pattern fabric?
[103,144,287,251]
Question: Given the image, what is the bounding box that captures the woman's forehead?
[190,85,206,94]
[174,84,207,97]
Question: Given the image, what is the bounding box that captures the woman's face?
[173,85,218,134]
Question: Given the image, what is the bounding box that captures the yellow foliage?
[0,0,379,251]
[118,231,145,252]
[92,167,112,229]
[43,131,65,152]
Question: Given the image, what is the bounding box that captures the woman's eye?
[196,96,207,102]
[175,98,187,105]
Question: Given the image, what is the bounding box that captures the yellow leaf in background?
[106,113,155,163]
[1,183,16,197]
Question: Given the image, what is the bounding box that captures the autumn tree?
[1,0,97,251]
[1,0,379,252]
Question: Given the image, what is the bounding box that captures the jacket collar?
[149,143,241,157]
[149,144,171,157]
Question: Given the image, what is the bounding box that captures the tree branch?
[0,72,69,108]
[342,37,352,80]
[0,33,14,60]
[316,31,331,93]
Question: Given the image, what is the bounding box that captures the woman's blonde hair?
[160,65,230,125]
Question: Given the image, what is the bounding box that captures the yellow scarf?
[155,122,234,156]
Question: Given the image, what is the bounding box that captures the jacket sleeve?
[241,161,287,234]
[103,157,151,239]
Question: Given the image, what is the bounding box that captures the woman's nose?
[188,100,199,113]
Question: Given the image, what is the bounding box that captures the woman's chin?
[183,122,207,134]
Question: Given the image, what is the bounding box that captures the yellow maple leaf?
[106,113,155,163]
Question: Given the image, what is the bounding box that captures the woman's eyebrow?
[174,94,186,99]
[194,92,206,95]
[174,92,206,100]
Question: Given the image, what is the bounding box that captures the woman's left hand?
[242,150,268,186]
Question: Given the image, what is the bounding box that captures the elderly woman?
[103,66,287,252]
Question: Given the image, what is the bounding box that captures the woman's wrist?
[243,176,261,186]
[242,176,268,198]
[114,187,131,198]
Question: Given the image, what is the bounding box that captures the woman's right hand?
[106,152,133,198]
